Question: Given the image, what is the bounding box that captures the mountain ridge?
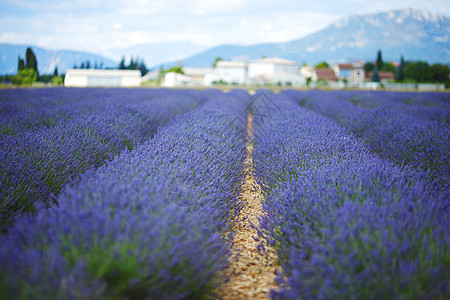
[159,8,450,68]
[1,8,448,75]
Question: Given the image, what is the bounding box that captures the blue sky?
[0,0,449,55]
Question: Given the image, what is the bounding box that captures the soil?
[216,113,279,299]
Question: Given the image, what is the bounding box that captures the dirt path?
[217,112,278,299]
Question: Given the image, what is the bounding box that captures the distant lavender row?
[0,91,248,299]
[0,88,221,136]
[282,90,450,186]
[251,93,449,299]
[0,88,216,229]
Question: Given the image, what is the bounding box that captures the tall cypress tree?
[371,67,380,82]
[25,47,38,75]
[18,57,25,71]
[119,56,126,69]
[376,50,383,71]
[395,56,405,81]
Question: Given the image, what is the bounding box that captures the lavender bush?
[0,92,248,299]
[252,93,449,299]
[0,88,213,229]
[282,90,450,186]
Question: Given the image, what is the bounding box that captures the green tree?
[51,75,63,85]
[404,61,433,83]
[86,60,91,69]
[376,50,383,71]
[25,47,38,76]
[166,66,184,74]
[315,61,330,69]
[212,57,223,68]
[430,63,449,83]
[381,62,395,74]
[18,57,25,71]
[364,62,374,73]
[12,69,38,85]
[119,56,126,69]
[53,67,58,76]
[395,56,405,81]
[371,67,380,82]
[138,59,148,76]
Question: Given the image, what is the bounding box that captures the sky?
[0,0,449,56]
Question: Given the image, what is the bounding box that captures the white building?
[332,63,365,86]
[214,61,247,85]
[162,72,203,87]
[64,69,142,87]
[248,57,305,86]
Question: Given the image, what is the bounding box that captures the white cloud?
[0,0,448,56]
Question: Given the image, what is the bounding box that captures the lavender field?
[0,88,448,299]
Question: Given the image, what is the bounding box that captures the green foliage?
[404,61,433,83]
[376,50,383,70]
[118,56,147,75]
[315,61,330,69]
[381,62,395,74]
[395,56,405,81]
[119,57,126,70]
[212,56,223,68]
[51,75,64,86]
[166,65,184,74]
[430,63,450,83]
[11,69,38,85]
[18,57,25,71]
[25,48,38,75]
[364,62,374,73]
[371,67,380,82]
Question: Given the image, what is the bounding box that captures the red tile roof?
[315,69,338,81]
[366,71,395,80]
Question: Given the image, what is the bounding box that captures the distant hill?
[0,44,118,75]
[1,8,448,74]
[160,8,450,68]
[104,42,207,68]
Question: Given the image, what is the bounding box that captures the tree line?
[366,50,449,85]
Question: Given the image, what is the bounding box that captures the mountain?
[104,42,207,68]
[0,44,118,75]
[160,8,449,68]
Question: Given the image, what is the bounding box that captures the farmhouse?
[311,68,338,82]
[64,69,142,87]
[248,57,305,86]
[163,71,203,87]
[332,63,365,85]
[366,71,395,82]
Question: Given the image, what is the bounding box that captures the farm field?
[0,88,449,299]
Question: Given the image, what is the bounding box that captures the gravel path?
[217,113,279,299]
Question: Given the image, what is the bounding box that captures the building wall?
[248,62,275,78]
[274,64,298,74]
[64,69,141,87]
[216,67,247,85]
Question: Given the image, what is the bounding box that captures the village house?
[248,57,305,86]
[311,68,338,83]
[332,62,365,86]
[162,72,202,87]
[203,61,247,85]
[365,71,395,83]
[64,69,142,87]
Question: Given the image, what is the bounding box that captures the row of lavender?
[251,92,449,299]
[0,90,249,299]
[282,90,450,186]
[1,88,219,229]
